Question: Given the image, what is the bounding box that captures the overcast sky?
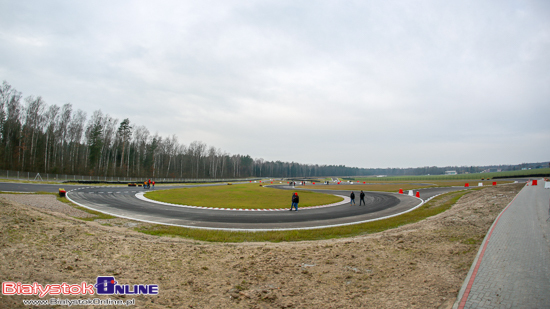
[1,0,549,168]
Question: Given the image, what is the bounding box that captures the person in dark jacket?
[360,190,365,205]
[350,191,356,205]
[290,192,299,211]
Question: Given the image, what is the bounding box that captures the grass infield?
[144,184,343,209]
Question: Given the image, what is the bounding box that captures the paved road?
[454,180,550,308]
[66,185,424,230]
[0,181,473,231]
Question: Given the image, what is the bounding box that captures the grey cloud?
[0,0,548,168]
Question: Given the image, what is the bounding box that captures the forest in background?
[0,81,366,179]
[1,80,546,179]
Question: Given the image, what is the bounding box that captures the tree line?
[0,81,371,179]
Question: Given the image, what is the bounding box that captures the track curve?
[0,181,471,231]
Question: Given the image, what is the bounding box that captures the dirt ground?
[0,184,523,308]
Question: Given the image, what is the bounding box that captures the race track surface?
[0,181,473,231]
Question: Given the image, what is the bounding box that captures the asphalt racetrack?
[0,181,474,231]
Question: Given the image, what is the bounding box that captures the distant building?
[445,171,457,175]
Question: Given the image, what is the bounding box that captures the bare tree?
[133,125,149,177]
[164,134,178,177]
[117,118,132,175]
[23,96,46,170]
[56,103,72,172]
[67,110,86,173]
[1,82,22,169]
[43,104,60,172]
[189,141,206,178]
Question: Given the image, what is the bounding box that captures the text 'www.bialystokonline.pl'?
[22,298,135,306]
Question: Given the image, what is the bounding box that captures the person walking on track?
[360,190,365,205]
[290,192,299,211]
[350,191,356,205]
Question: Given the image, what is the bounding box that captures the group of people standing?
[290,190,367,211]
[143,179,155,189]
[349,190,366,205]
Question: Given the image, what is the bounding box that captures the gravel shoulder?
[0,184,523,308]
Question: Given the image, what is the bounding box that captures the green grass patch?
[349,168,550,182]
[144,184,343,209]
[136,189,472,242]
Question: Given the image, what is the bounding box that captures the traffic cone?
[415,191,420,198]
[398,189,403,194]
[492,182,496,186]
[465,183,469,187]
